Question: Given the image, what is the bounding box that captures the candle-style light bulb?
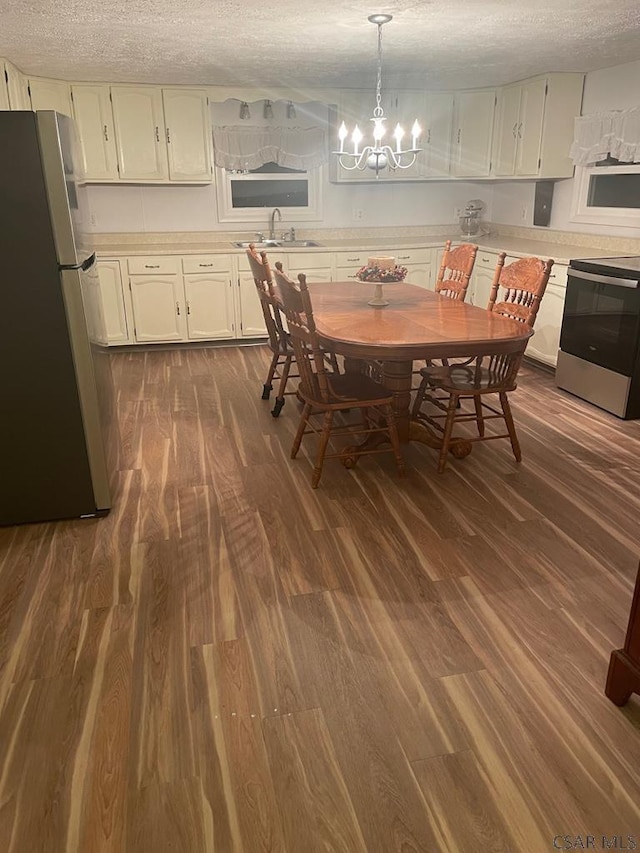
[394,123,404,153]
[373,118,385,143]
[411,120,421,149]
[352,125,363,155]
[338,121,348,153]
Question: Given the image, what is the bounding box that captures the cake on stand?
[356,256,407,307]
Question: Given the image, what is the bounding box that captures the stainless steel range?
[556,256,640,419]
[556,257,640,419]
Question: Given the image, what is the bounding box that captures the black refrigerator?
[0,111,116,525]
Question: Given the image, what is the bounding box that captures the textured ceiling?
[1,0,640,90]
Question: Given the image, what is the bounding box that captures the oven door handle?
[569,268,640,288]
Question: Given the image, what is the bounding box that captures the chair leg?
[262,351,280,400]
[412,374,430,417]
[312,410,334,488]
[500,392,522,462]
[291,403,311,459]
[437,393,459,473]
[474,395,485,436]
[272,355,293,417]
[383,405,405,477]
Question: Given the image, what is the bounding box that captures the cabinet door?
[384,90,427,181]
[97,260,130,343]
[524,281,566,367]
[494,84,521,176]
[129,274,186,341]
[28,78,73,115]
[469,266,496,308]
[421,93,454,177]
[5,60,30,110]
[71,85,119,181]
[403,263,432,290]
[516,77,546,176]
[111,86,168,181]
[162,88,212,182]
[237,275,268,337]
[451,89,496,177]
[184,273,235,339]
[0,62,10,110]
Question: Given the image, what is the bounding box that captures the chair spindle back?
[435,240,479,301]
[487,253,554,328]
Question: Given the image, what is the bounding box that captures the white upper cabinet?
[71,84,119,181]
[493,73,584,179]
[2,60,30,109]
[0,62,10,110]
[419,93,454,178]
[28,78,73,115]
[450,89,496,177]
[111,85,169,181]
[162,88,212,182]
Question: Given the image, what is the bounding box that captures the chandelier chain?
[374,22,383,118]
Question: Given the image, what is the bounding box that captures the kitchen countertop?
[93,231,639,265]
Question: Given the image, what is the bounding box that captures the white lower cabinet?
[184,273,235,339]
[97,259,130,343]
[237,275,268,337]
[129,274,187,342]
[525,281,566,367]
[395,249,432,289]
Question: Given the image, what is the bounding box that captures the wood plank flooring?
[1,344,640,852]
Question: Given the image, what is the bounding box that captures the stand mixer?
[459,199,485,236]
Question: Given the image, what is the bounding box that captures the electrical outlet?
[353,208,364,220]
[521,206,528,221]
[454,207,462,218]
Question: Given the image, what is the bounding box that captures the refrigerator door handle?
[60,252,96,272]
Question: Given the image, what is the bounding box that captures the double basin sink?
[232,240,322,249]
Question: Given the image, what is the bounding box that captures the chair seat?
[419,362,516,393]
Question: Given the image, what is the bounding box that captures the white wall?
[86,97,492,234]
[492,59,640,237]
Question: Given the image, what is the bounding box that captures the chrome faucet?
[269,207,282,240]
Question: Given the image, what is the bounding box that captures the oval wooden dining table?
[308,280,534,454]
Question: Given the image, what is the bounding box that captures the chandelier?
[334,14,422,179]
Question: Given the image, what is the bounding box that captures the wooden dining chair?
[273,264,405,488]
[246,243,295,417]
[412,253,553,471]
[434,240,479,301]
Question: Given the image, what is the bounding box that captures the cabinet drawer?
[286,252,333,271]
[182,254,231,274]
[334,251,368,267]
[394,249,431,265]
[127,255,180,275]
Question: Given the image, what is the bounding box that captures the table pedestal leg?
[341,358,472,460]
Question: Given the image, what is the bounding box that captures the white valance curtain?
[570,107,640,166]
[212,125,327,171]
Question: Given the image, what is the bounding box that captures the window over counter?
[572,157,640,227]
[569,107,640,228]
[211,99,327,223]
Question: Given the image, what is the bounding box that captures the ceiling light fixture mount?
[333,13,422,179]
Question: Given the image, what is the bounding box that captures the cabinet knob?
[155,126,160,143]
[166,127,171,144]
[144,264,160,268]
[199,263,213,267]
[457,129,461,144]
[517,122,523,138]
[176,302,180,315]
[512,122,518,138]
[186,302,191,314]
[347,257,360,262]
[103,124,109,142]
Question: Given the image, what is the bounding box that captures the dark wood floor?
[1,344,640,852]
